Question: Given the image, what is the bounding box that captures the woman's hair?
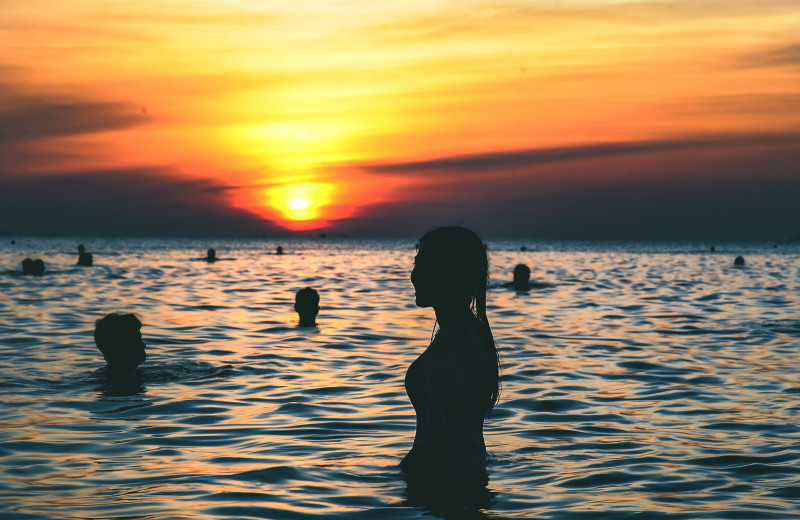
[417,226,500,410]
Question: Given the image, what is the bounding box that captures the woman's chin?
[414,295,431,308]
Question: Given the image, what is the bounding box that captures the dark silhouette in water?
[503,264,532,291]
[295,287,319,327]
[501,263,549,291]
[200,248,234,262]
[403,226,500,480]
[276,245,284,255]
[21,258,45,276]
[76,245,93,266]
[734,256,745,266]
[401,465,496,520]
[94,313,146,376]
[710,246,716,252]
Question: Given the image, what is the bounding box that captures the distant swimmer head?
[734,256,745,266]
[710,246,715,252]
[412,226,488,311]
[520,246,527,251]
[32,259,45,275]
[22,258,45,276]
[276,246,284,255]
[512,263,531,290]
[21,258,34,275]
[94,313,147,372]
[77,245,93,266]
[295,287,320,327]
[205,248,217,262]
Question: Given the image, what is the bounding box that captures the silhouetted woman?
[402,226,500,480]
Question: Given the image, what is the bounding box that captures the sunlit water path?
[1,237,799,519]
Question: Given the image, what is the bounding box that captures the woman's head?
[411,226,488,309]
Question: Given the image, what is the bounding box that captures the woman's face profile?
[411,251,434,308]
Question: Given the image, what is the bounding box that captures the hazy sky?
[2,0,799,238]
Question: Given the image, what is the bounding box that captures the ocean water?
[1,237,799,519]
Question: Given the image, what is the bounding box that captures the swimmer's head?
[734,256,745,266]
[295,287,320,327]
[94,313,146,372]
[512,264,531,287]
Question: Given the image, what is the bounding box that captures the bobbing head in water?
[410,226,500,413]
[512,263,531,290]
[22,258,45,276]
[295,287,320,327]
[94,313,147,373]
[77,244,93,266]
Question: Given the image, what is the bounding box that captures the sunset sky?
[1,0,799,239]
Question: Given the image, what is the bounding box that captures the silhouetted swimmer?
[276,246,284,255]
[76,244,93,266]
[734,256,745,266]
[501,263,533,291]
[21,258,45,276]
[94,313,146,376]
[710,246,716,253]
[295,287,319,327]
[402,226,500,478]
[203,248,217,262]
[520,246,527,251]
[10,240,15,245]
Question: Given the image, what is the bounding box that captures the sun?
[287,197,312,220]
[269,182,333,226]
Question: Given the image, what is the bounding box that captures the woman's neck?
[433,303,475,326]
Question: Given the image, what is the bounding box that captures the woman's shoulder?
[430,323,486,363]
[434,319,484,344]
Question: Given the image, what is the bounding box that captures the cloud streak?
[340,132,800,240]
[365,133,800,178]
[743,43,800,68]
[0,93,147,144]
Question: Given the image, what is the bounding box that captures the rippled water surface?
[1,237,799,519]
